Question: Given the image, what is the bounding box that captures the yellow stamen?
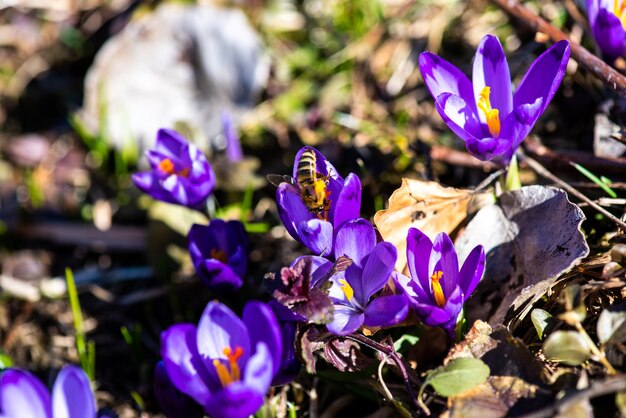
[430,270,446,307]
[210,248,229,264]
[158,158,175,175]
[616,0,626,28]
[213,346,244,387]
[476,86,501,137]
[338,279,354,301]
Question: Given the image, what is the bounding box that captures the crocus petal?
[154,362,204,418]
[393,271,431,304]
[271,321,301,386]
[513,41,570,115]
[276,183,333,255]
[419,52,474,104]
[161,175,190,206]
[292,146,341,182]
[197,259,243,291]
[472,34,513,119]
[458,245,485,299]
[592,8,626,60]
[276,183,315,244]
[406,228,434,297]
[0,369,52,418]
[298,219,333,256]
[465,135,513,162]
[434,93,483,142]
[429,233,459,299]
[242,342,274,394]
[155,129,187,159]
[52,366,96,418]
[197,302,251,365]
[204,382,264,418]
[332,173,362,229]
[161,324,215,406]
[334,218,376,266]
[364,294,409,328]
[412,286,463,327]
[243,302,282,375]
[499,98,544,159]
[359,242,397,302]
[326,305,364,336]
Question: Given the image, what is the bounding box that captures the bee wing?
[266,174,297,188]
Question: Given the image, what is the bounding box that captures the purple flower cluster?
[271,147,485,341]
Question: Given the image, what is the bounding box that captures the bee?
[268,149,330,214]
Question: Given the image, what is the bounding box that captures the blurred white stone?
[78,3,269,153]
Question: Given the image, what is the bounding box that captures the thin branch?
[518,376,626,418]
[490,0,626,97]
[346,333,424,415]
[519,153,626,231]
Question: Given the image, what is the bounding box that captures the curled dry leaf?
[456,186,589,328]
[374,179,494,272]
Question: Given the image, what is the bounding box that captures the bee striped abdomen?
[296,149,329,214]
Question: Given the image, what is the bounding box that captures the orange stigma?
[210,248,229,264]
[158,158,190,177]
[158,158,175,175]
[477,86,501,137]
[213,346,244,387]
[430,270,446,307]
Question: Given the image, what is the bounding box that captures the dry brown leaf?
[374,179,493,272]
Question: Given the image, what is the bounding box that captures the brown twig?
[518,376,626,418]
[430,145,498,170]
[346,333,423,416]
[491,0,626,97]
[519,153,626,231]
[524,136,626,173]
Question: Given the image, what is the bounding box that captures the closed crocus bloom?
[588,0,626,60]
[188,220,249,292]
[277,146,361,257]
[160,301,283,418]
[132,129,216,209]
[0,366,96,418]
[394,228,485,339]
[419,35,570,163]
[154,361,203,418]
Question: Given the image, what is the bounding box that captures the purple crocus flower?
[588,0,626,60]
[295,218,409,335]
[161,300,283,418]
[188,220,249,292]
[0,366,95,418]
[133,129,216,209]
[268,300,302,386]
[154,361,204,418]
[394,228,485,339]
[221,111,243,163]
[277,146,361,257]
[419,34,570,163]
